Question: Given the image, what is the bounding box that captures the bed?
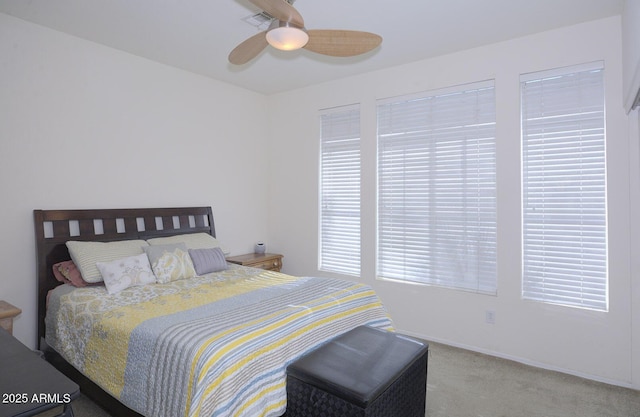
[34,207,393,417]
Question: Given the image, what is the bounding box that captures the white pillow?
[146,233,229,254]
[66,240,149,283]
[96,253,156,294]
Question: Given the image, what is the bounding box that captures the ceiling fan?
[229,0,382,65]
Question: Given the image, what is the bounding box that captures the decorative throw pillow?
[96,253,156,294]
[143,243,196,284]
[146,233,229,255]
[52,260,87,287]
[66,240,149,283]
[188,247,228,275]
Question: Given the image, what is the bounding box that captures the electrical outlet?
[485,310,496,324]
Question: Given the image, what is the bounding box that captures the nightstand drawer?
[251,257,282,271]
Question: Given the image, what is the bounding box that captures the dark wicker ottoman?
[286,325,428,417]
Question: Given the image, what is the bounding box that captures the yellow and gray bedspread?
[45,265,393,417]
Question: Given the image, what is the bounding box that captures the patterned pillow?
[52,260,88,287]
[188,247,228,275]
[66,240,149,283]
[143,243,196,284]
[96,253,156,294]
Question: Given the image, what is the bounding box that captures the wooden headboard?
[33,206,215,345]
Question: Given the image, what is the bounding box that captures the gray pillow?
[188,247,228,275]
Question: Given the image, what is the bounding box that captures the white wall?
[267,17,638,389]
[0,13,270,348]
[630,108,640,391]
[623,0,640,111]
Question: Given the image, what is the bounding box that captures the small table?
[0,301,21,336]
[0,328,79,417]
[226,253,283,272]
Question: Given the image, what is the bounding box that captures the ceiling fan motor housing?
[266,20,309,50]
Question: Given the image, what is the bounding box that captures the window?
[521,62,608,311]
[377,81,497,294]
[319,105,361,275]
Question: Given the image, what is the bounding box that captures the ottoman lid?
[287,326,428,408]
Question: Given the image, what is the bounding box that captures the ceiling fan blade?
[249,0,304,27]
[304,30,382,57]
[229,30,269,65]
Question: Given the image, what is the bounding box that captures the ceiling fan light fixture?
[266,21,309,51]
[229,0,383,65]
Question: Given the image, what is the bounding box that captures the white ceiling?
[0,0,625,95]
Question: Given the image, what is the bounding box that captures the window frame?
[520,61,609,311]
[318,104,362,276]
[376,80,498,295]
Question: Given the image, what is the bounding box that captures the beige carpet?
[71,342,640,417]
[427,342,640,417]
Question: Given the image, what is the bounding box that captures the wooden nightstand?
[0,300,21,335]
[226,253,283,272]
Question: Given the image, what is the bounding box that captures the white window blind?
[377,81,497,294]
[521,62,608,311]
[319,105,361,275]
